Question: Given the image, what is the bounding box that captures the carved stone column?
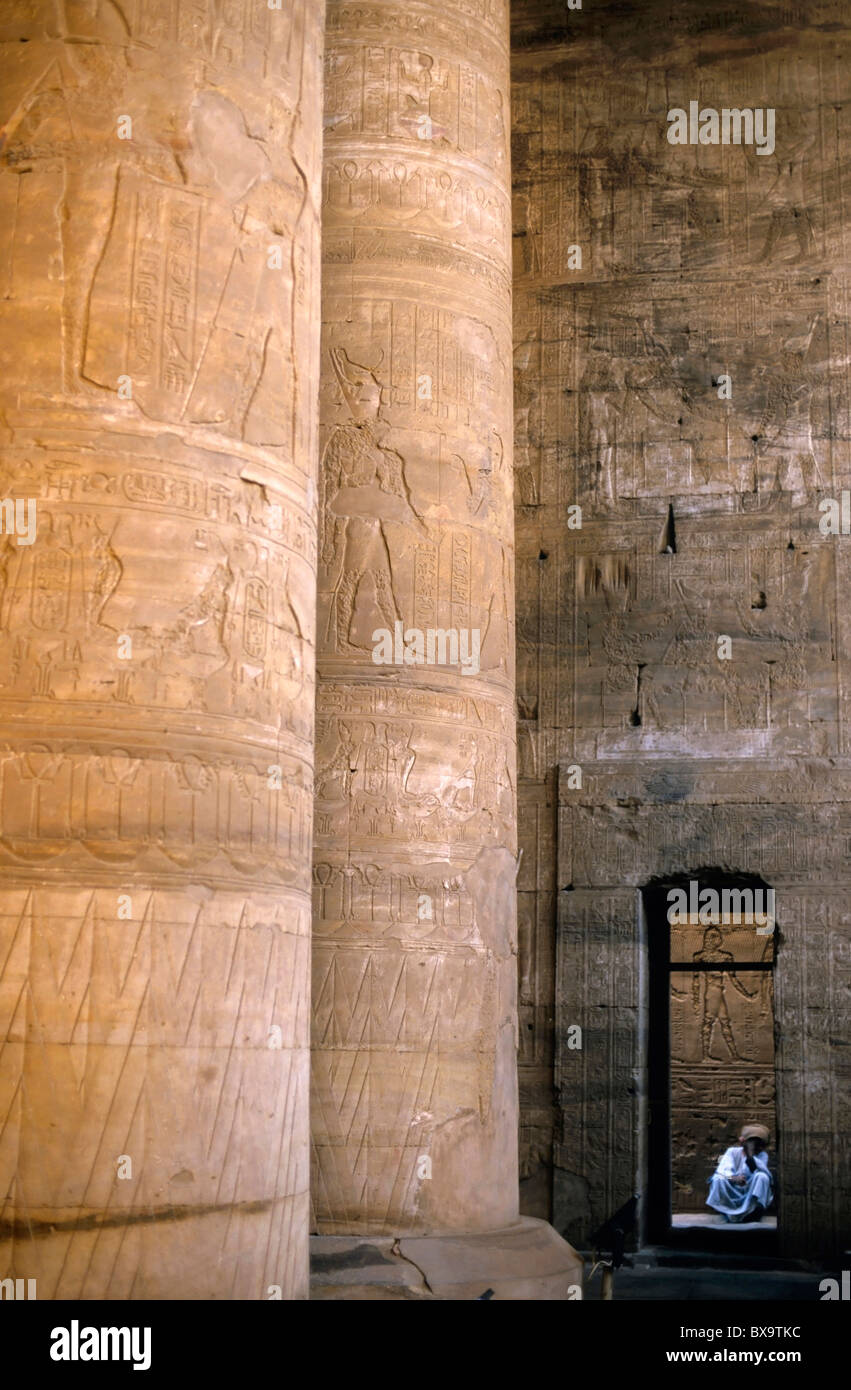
[0,1,322,1298]
[311,0,581,1295]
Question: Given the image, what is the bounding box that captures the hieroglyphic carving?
[554,759,851,1251]
[0,459,313,740]
[324,41,508,162]
[670,921,776,1212]
[0,0,322,1297]
[313,0,519,1236]
[513,2,851,1248]
[323,157,510,264]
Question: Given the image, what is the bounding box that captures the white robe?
[706,1145,772,1221]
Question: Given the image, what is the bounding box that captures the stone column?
[0,1,322,1299]
[311,0,580,1296]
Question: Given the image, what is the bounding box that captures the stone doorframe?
[642,871,776,1244]
[553,757,849,1261]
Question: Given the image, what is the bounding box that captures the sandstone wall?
[0,0,322,1297]
[512,0,851,1257]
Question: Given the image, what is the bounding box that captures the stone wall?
[512,0,851,1257]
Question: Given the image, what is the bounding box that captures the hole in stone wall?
[658,504,677,554]
[630,662,646,725]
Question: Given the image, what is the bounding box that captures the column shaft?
[313,0,518,1234]
[0,0,322,1298]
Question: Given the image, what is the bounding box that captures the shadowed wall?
[511,0,851,1258]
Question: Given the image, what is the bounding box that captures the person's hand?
[731,1175,748,1185]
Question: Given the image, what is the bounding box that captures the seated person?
[706,1123,773,1223]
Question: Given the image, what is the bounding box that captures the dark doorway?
[644,873,777,1249]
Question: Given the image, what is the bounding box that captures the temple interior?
[0,0,848,1303]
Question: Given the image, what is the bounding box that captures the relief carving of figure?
[513,338,539,505]
[754,316,825,504]
[465,429,501,521]
[320,347,426,652]
[164,561,233,678]
[579,349,623,509]
[0,510,125,700]
[85,524,123,632]
[691,927,757,1064]
[315,720,357,806]
[755,125,817,264]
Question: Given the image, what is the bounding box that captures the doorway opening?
[644,873,777,1248]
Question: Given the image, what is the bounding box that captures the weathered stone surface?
[311,0,520,1237]
[3,0,846,1301]
[310,1235,438,1300]
[310,1217,584,1300]
[0,0,323,1297]
[669,919,776,1213]
[398,1217,582,1299]
[512,0,851,1258]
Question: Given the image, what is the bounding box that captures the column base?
[310,1217,583,1300]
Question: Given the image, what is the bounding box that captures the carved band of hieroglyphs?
[315,714,514,847]
[326,2,508,57]
[1,456,315,562]
[323,157,510,263]
[0,749,312,882]
[313,860,477,943]
[124,0,308,86]
[325,44,508,167]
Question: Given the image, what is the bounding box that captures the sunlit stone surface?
[0,0,323,1298]
[312,0,521,1237]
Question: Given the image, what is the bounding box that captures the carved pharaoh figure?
[754,317,825,504]
[691,928,757,1063]
[320,347,426,652]
[580,350,624,509]
[755,126,817,264]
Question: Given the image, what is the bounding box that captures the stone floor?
[585,1243,821,1301]
[672,1212,778,1232]
[587,1264,821,1300]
